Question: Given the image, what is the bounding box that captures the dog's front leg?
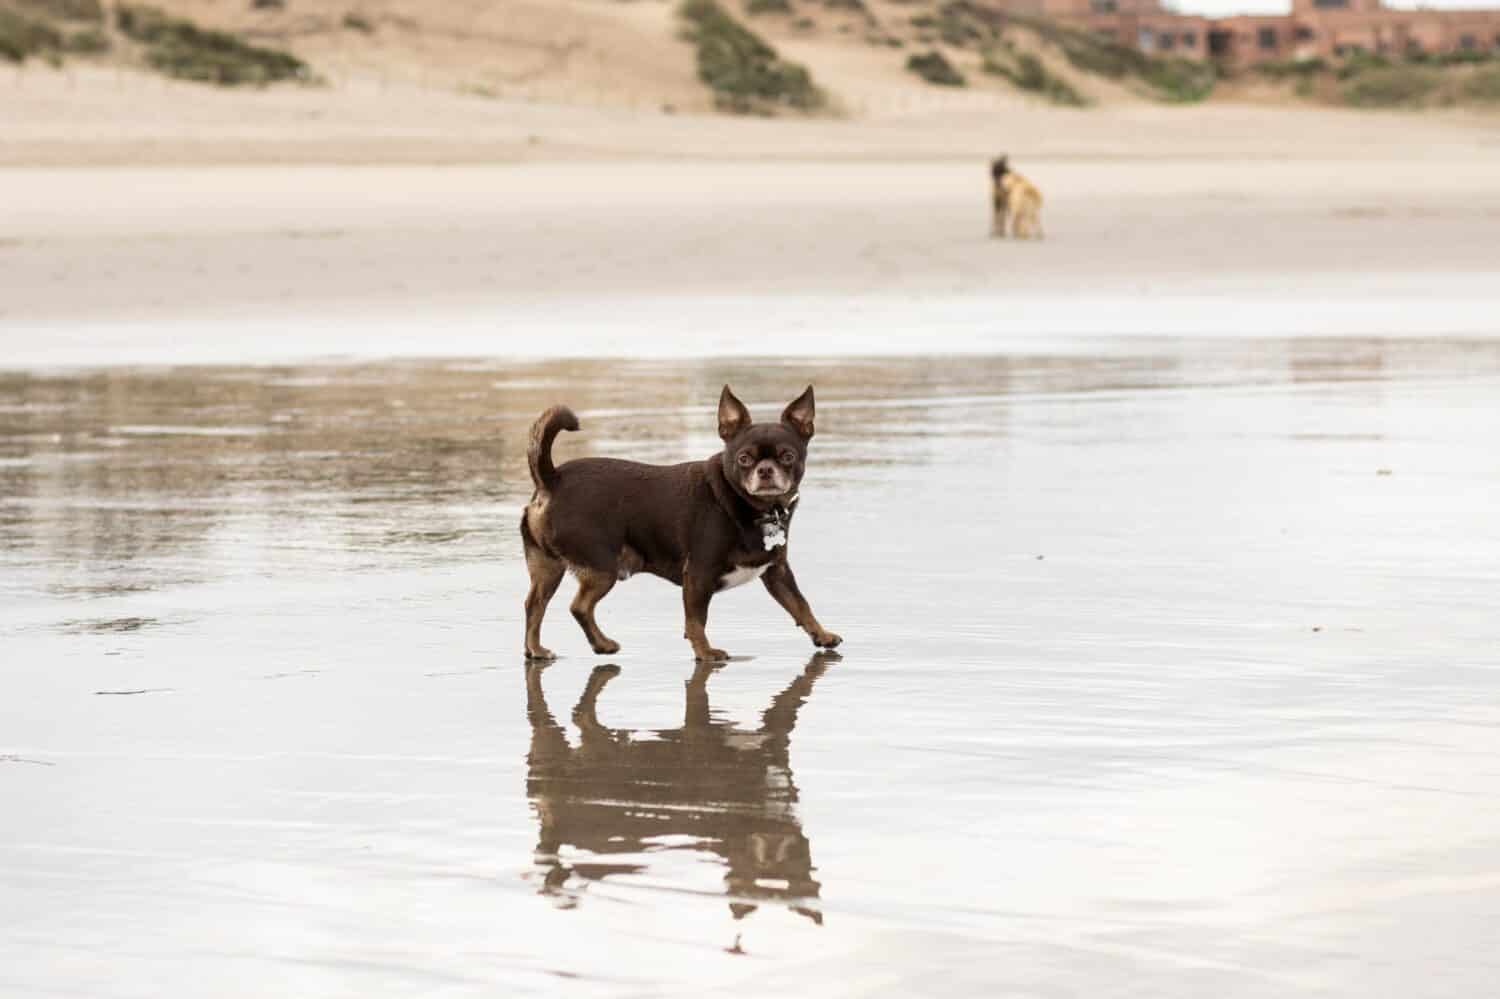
[762,562,842,649]
[683,576,728,662]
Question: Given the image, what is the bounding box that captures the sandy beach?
[4,45,1500,998]
[4,63,1500,364]
[4,153,1500,365]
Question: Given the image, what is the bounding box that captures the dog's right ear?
[718,385,752,441]
[991,156,1008,178]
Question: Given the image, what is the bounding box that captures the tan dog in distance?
[990,156,1044,240]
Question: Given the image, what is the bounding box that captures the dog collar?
[755,492,798,551]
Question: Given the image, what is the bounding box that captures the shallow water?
[3,340,1500,997]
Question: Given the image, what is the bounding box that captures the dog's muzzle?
[749,460,791,496]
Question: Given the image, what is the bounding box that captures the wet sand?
[4,344,1500,996]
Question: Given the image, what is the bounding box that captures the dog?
[521,385,841,662]
[991,155,1044,240]
[525,654,836,923]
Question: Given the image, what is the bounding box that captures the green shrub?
[983,44,1087,105]
[1255,57,1327,80]
[679,0,823,113]
[1462,65,1500,102]
[1141,56,1215,102]
[1437,48,1494,66]
[14,0,103,22]
[1336,50,1389,80]
[1050,27,1144,78]
[117,4,309,85]
[906,48,964,86]
[342,11,373,32]
[1341,64,1442,107]
[906,1,1006,49]
[63,26,109,53]
[0,8,63,62]
[744,0,791,14]
[1003,13,1214,101]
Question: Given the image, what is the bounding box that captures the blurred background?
[3,0,1500,360]
[4,3,1500,997]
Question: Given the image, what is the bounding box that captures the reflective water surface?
[3,340,1500,997]
[527,657,834,929]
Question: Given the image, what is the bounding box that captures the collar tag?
[762,520,787,551]
[757,494,797,551]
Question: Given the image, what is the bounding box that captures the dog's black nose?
[757,465,775,480]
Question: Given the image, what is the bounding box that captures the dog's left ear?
[781,386,815,440]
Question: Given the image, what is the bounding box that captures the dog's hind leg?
[572,665,622,749]
[1017,208,1038,240]
[571,568,621,655]
[523,515,565,661]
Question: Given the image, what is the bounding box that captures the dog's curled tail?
[528,405,579,493]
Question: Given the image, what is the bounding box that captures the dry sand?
[4,64,1499,367]
[3,153,1499,364]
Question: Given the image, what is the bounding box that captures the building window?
[1295,26,1315,42]
[1258,27,1278,50]
[1182,31,1197,47]
[1459,34,1477,51]
[1138,27,1154,51]
[1159,32,1175,51]
[1090,0,1118,12]
[1312,0,1348,7]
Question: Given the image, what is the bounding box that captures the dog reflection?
[526,654,837,924]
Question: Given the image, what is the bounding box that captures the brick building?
[1050,0,1500,67]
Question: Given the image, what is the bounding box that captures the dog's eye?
[737,452,754,468]
[778,450,796,465]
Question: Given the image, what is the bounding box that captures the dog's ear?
[718,385,753,441]
[781,385,815,440]
[992,156,1008,178]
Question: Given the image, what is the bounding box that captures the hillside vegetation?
[3,0,1497,113]
[1246,50,1500,108]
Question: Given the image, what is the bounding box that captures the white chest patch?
[719,564,770,591]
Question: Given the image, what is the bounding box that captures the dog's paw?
[591,639,621,655]
[812,630,842,649]
[525,646,557,662]
[694,647,730,663]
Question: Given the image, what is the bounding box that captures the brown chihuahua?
[521,386,842,662]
